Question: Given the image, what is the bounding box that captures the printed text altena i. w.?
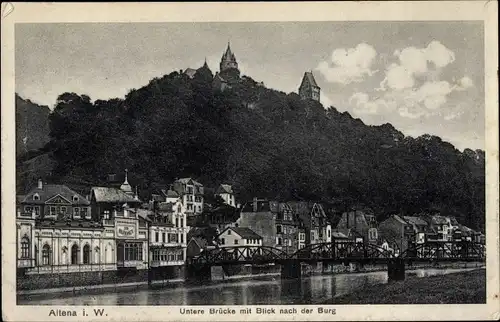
[48,308,107,317]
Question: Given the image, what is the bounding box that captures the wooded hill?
[15,65,485,231]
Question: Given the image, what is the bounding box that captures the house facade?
[378,215,429,253]
[16,180,115,274]
[336,209,379,244]
[217,227,263,257]
[171,178,204,215]
[215,184,236,207]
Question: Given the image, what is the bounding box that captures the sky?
[15,22,484,151]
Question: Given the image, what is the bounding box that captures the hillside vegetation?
[15,65,485,230]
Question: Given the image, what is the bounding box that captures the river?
[18,267,481,305]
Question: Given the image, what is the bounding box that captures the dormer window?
[33,193,40,201]
[73,195,79,202]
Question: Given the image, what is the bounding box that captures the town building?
[336,208,378,244]
[16,179,114,274]
[238,198,278,249]
[217,227,263,255]
[275,202,301,254]
[171,177,204,215]
[90,172,147,271]
[378,215,429,253]
[215,184,236,207]
[288,201,332,246]
[141,199,188,268]
[298,71,320,102]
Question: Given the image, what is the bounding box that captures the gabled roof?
[189,237,208,249]
[431,215,450,225]
[137,208,153,222]
[216,184,233,194]
[160,189,179,198]
[91,187,141,203]
[176,177,203,186]
[22,184,90,205]
[301,71,320,89]
[393,215,408,225]
[218,227,262,240]
[403,216,428,226]
[157,202,176,212]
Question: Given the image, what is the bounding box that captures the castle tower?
[299,71,321,102]
[220,42,239,73]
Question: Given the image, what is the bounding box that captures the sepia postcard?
[2,1,499,321]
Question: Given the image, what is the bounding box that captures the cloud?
[316,43,378,84]
[378,40,456,91]
[349,92,388,115]
[320,93,334,109]
[456,76,474,90]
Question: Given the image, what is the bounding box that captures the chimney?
[37,179,43,189]
[253,197,258,212]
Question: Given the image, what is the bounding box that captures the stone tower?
[298,71,321,102]
[220,42,239,73]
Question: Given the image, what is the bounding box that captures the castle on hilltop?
[220,42,239,73]
[184,42,320,101]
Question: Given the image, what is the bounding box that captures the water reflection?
[18,267,480,306]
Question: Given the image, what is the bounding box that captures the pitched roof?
[157,202,176,212]
[220,227,262,240]
[393,215,408,224]
[403,216,428,226]
[91,187,141,203]
[302,71,319,88]
[22,184,90,205]
[160,189,179,198]
[151,194,164,202]
[137,208,153,222]
[189,237,208,249]
[176,177,203,186]
[216,184,233,194]
[431,215,449,225]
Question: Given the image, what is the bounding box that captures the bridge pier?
[281,260,302,280]
[185,265,212,284]
[387,259,405,281]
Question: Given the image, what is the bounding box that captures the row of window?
[276,237,293,246]
[186,203,202,212]
[151,249,184,261]
[21,239,94,266]
[24,206,89,217]
[116,243,143,261]
[219,238,260,245]
[154,232,184,244]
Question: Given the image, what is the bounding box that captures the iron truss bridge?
[186,240,486,267]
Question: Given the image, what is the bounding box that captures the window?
[276,225,282,234]
[234,239,239,245]
[162,232,166,243]
[180,218,184,228]
[155,232,159,242]
[177,205,181,213]
[21,236,30,259]
[180,233,184,243]
[83,244,90,264]
[61,206,66,213]
[220,238,225,245]
[34,207,40,216]
[118,243,143,261]
[74,207,80,217]
[175,218,179,227]
[25,206,33,214]
[177,252,184,261]
[50,206,56,215]
[168,233,178,243]
[103,210,110,219]
[187,204,193,210]
[34,245,38,266]
[277,237,282,245]
[227,230,232,235]
[328,230,331,238]
[71,244,79,264]
[33,193,40,201]
[299,233,305,241]
[73,196,79,202]
[42,244,51,266]
[81,208,88,218]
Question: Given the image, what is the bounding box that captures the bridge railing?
[187,240,485,266]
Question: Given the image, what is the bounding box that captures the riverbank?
[323,268,486,304]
